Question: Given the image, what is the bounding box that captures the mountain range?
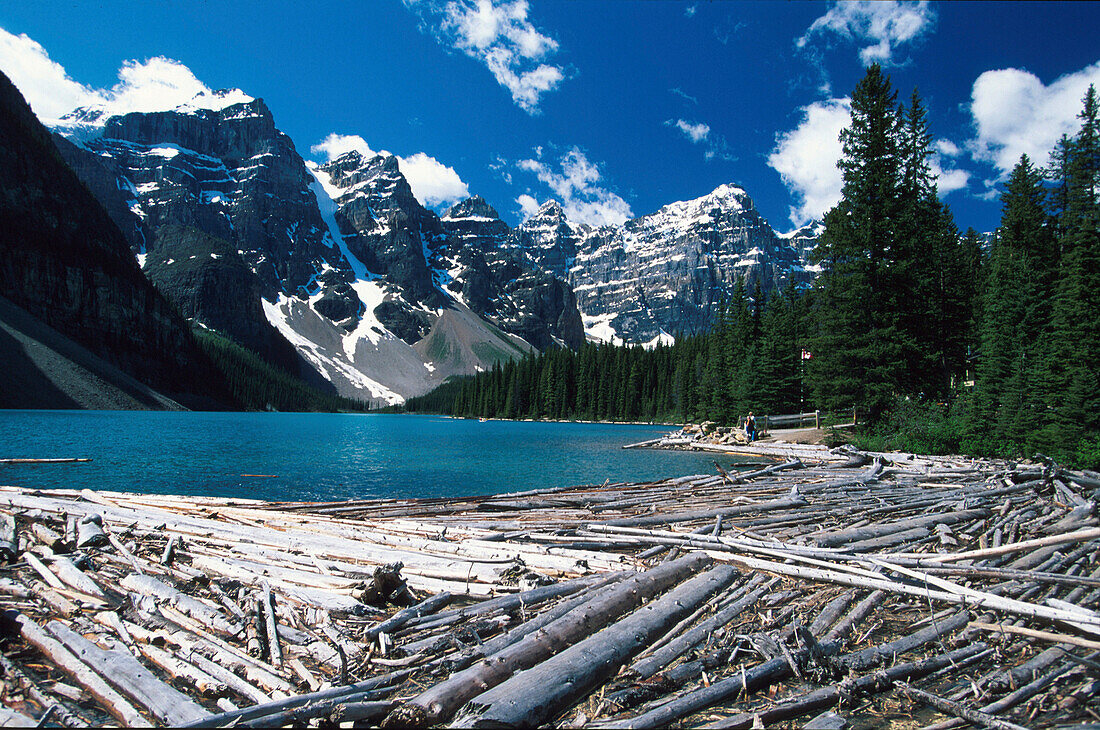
[8,73,821,406]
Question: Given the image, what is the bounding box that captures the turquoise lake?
[0,412,760,502]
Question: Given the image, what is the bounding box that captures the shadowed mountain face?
[0,71,233,409]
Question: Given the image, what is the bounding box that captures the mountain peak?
[444,196,501,221]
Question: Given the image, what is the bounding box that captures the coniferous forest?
[406,66,1100,468]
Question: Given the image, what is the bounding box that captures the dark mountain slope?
[0,70,233,408]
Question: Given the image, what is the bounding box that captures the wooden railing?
[738,410,820,432]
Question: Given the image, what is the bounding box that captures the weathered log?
[31,522,66,551]
[12,612,151,727]
[601,641,843,729]
[701,642,989,729]
[898,683,1029,730]
[0,651,86,728]
[45,553,107,600]
[24,551,66,590]
[0,513,16,561]
[46,620,210,725]
[389,554,717,727]
[246,599,265,657]
[923,657,1078,730]
[808,590,856,638]
[629,577,770,680]
[121,573,242,636]
[831,611,970,671]
[398,573,610,632]
[443,573,628,673]
[364,591,453,641]
[161,534,180,565]
[261,583,282,668]
[449,561,738,729]
[811,508,990,548]
[905,526,1100,564]
[969,621,1100,650]
[178,669,411,728]
[136,642,228,698]
[597,495,808,528]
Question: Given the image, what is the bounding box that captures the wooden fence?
[738,410,820,432]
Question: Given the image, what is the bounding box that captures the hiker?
[745,412,757,442]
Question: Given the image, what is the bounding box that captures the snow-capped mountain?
[51,94,575,404]
[515,184,818,344]
[46,83,820,403]
[438,196,584,351]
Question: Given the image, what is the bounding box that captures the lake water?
[0,411,760,502]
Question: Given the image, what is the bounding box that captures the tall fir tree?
[1044,85,1100,452]
[809,64,905,419]
[973,154,1055,450]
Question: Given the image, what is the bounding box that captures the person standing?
[745,412,757,442]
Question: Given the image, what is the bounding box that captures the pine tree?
[1045,85,1100,452]
[973,155,1054,451]
[809,64,905,419]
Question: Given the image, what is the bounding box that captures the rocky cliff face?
[53,99,569,403]
[514,185,817,344]
[439,197,584,351]
[312,151,446,343]
[53,95,350,372]
[0,71,232,408]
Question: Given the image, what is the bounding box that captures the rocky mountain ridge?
[47,87,818,403]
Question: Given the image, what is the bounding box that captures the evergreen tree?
[973,154,1055,450]
[809,64,905,419]
[1045,85,1100,451]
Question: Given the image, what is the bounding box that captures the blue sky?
[2,1,1099,234]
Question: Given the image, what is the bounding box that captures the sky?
[1,1,1099,234]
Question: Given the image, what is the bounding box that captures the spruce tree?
[809,64,905,419]
[1045,85,1100,453]
[973,154,1054,451]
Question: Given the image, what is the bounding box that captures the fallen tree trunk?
[830,611,970,671]
[386,554,718,727]
[12,613,151,727]
[46,620,210,726]
[179,669,411,728]
[628,577,770,680]
[702,642,989,729]
[449,561,739,729]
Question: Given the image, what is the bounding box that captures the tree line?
[405,66,1099,467]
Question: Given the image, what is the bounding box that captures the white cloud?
[768,98,851,227]
[311,133,379,161]
[517,147,632,226]
[670,87,698,105]
[399,152,470,206]
[685,4,697,18]
[0,29,103,119]
[516,193,540,219]
[669,119,710,143]
[409,0,565,113]
[934,138,961,157]
[797,1,935,66]
[969,61,1100,178]
[312,133,469,208]
[931,156,970,196]
[0,28,251,125]
[107,57,210,114]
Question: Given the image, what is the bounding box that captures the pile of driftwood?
[0,444,1097,728]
